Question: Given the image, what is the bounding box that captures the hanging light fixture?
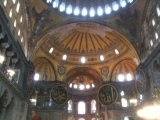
[137,84,160,119]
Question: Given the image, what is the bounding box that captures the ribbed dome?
[40,22,134,65]
[111,59,137,82]
[33,57,56,81]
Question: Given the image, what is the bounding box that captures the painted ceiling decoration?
[37,22,138,65]
[111,59,137,82]
[42,0,137,18]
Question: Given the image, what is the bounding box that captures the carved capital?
[12,58,18,64]
[7,51,14,57]
[1,43,10,49]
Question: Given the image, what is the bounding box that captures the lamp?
[94,113,103,120]
[137,84,160,119]
[7,68,15,80]
[0,55,5,66]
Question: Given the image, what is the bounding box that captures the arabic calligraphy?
[98,84,118,105]
[51,86,68,105]
[135,69,146,94]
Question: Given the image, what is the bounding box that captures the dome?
[43,0,136,18]
[33,57,56,81]
[38,22,137,65]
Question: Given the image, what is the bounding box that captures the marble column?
[43,89,47,107]
[35,89,39,106]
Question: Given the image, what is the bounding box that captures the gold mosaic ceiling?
[38,22,137,65]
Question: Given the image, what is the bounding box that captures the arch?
[91,99,96,113]
[110,58,137,82]
[78,101,86,114]
[67,99,73,113]
[31,22,139,63]
[33,57,57,81]
[4,97,15,120]
[64,67,103,84]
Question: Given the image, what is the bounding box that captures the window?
[91,100,96,113]
[81,57,86,64]
[124,117,129,120]
[121,98,128,107]
[120,0,127,8]
[74,84,78,89]
[18,29,20,36]
[79,84,84,90]
[150,40,153,46]
[152,19,155,26]
[4,0,7,7]
[155,32,159,40]
[112,2,119,11]
[49,47,54,53]
[129,99,137,106]
[59,2,65,12]
[115,49,119,55]
[9,9,12,18]
[90,7,95,17]
[121,91,124,96]
[66,5,72,14]
[79,118,85,120]
[105,4,111,14]
[16,2,20,13]
[53,0,59,8]
[126,73,132,81]
[74,6,80,16]
[97,6,103,16]
[20,16,23,23]
[78,101,86,114]
[118,74,124,81]
[157,6,160,17]
[14,19,17,27]
[82,7,87,16]
[21,37,23,43]
[127,0,133,3]
[69,83,72,88]
[12,0,16,4]
[34,73,39,81]
[46,0,52,3]
[68,100,72,113]
[86,84,90,89]
[100,55,104,61]
[62,54,67,60]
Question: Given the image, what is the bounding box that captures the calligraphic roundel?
[26,69,35,94]
[135,69,146,94]
[50,85,68,105]
[98,84,118,105]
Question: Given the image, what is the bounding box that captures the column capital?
[1,43,10,49]
[7,51,14,57]
[12,58,18,64]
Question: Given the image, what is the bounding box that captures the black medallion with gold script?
[50,85,68,105]
[98,84,118,105]
[135,69,146,94]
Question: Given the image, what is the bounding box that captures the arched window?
[157,5,160,17]
[78,101,85,114]
[68,100,73,113]
[91,100,96,113]
[121,98,128,107]
[78,118,85,120]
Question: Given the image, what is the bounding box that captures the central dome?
[42,0,136,18]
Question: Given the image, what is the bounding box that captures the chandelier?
[137,84,160,119]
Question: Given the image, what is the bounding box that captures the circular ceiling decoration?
[98,84,118,105]
[50,85,68,105]
[43,0,136,18]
